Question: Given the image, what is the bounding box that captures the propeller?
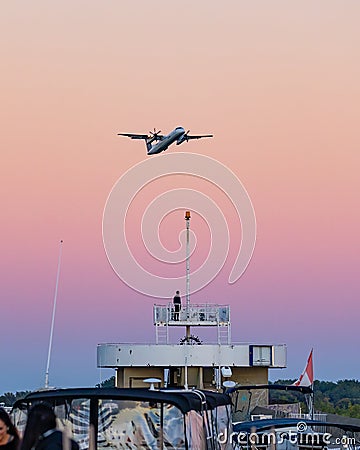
[184,129,190,142]
[149,128,161,139]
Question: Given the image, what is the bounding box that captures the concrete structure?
[97,338,286,389]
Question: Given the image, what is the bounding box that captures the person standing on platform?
[173,290,181,321]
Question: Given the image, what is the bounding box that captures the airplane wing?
[118,132,165,141]
[186,134,213,140]
[117,133,149,140]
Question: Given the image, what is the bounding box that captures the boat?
[226,384,360,450]
[12,386,233,449]
[232,417,360,450]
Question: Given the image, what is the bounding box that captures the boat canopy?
[13,387,231,414]
[12,387,233,450]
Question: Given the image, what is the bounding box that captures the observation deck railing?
[153,303,230,326]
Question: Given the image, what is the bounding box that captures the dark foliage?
[95,376,115,388]
[0,391,31,407]
[272,379,360,418]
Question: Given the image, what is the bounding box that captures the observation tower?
[98,211,286,390]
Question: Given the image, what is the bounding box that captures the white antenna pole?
[185,211,191,339]
[45,240,63,389]
[185,211,191,310]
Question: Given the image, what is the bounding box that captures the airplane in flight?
[118,126,213,155]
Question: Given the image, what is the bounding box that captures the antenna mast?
[45,239,63,389]
[185,211,191,339]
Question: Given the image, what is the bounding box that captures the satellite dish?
[143,378,161,391]
[223,380,236,388]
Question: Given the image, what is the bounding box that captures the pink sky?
[1,1,360,392]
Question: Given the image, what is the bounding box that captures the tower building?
[97,211,286,389]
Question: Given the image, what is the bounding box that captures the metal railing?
[153,303,230,325]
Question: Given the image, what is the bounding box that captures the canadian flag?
[293,349,314,387]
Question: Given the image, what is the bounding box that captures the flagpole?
[45,239,63,389]
[293,349,314,419]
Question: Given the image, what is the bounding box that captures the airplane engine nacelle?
[176,136,187,145]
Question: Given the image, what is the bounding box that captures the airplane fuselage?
[147,127,186,155]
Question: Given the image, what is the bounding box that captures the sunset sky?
[1,1,360,392]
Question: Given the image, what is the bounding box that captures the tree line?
[271,379,360,419]
[0,391,32,407]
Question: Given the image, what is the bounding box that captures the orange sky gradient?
[1,1,360,391]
